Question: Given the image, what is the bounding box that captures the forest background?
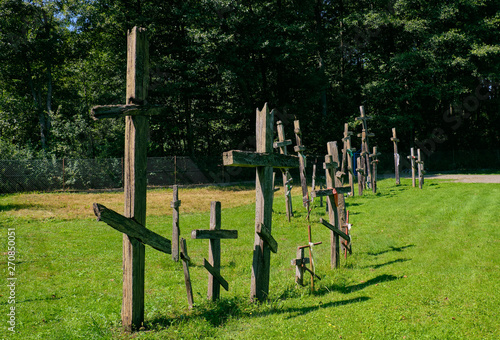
[1,0,499,172]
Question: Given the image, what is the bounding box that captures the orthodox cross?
[294,120,310,211]
[391,128,401,185]
[356,106,375,189]
[191,201,238,301]
[91,27,168,332]
[223,104,299,301]
[273,120,294,221]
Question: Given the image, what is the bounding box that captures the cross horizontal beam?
[256,223,278,253]
[91,104,166,120]
[319,218,351,242]
[93,203,171,254]
[223,150,299,169]
[191,229,238,239]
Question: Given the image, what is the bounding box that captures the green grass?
[1,179,499,339]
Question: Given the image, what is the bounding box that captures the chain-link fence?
[0,150,498,193]
[0,157,253,193]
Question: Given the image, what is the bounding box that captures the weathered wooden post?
[370,146,381,193]
[356,106,374,188]
[274,120,293,221]
[191,201,238,301]
[342,123,355,196]
[171,185,181,261]
[294,120,309,211]
[391,128,400,185]
[223,104,299,301]
[180,238,194,309]
[417,149,424,189]
[408,147,417,187]
[356,156,365,196]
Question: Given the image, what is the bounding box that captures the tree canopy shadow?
[314,274,401,296]
[368,244,415,256]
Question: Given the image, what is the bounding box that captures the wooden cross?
[171,185,181,261]
[390,128,401,185]
[273,120,294,221]
[223,104,299,301]
[341,123,356,196]
[294,120,310,211]
[319,217,351,262]
[356,155,365,196]
[294,225,322,291]
[191,201,237,301]
[356,106,375,189]
[417,149,425,189]
[311,142,350,268]
[90,27,166,332]
[370,146,381,193]
[407,147,417,187]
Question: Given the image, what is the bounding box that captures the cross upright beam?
[294,120,309,210]
[171,185,181,261]
[274,120,293,221]
[342,123,355,196]
[391,128,400,185]
[223,104,299,301]
[370,146,381,193]
[408,147,417,187]
[356,106,374,189]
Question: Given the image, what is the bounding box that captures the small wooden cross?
[390,128,401,185]
[356,106,375,189]
[293,225,322,291]
[191,201,238,301]
[370,146,381,193]
[273,120,294,221]
[171,185,181,261]
[407,147,417,187]
[223,104,299,301]
[341,123,356,196]
[294,120,310,210]
[90,27,167,332]
[319,217,351,260]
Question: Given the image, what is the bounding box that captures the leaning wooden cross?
[310,141,350,268]
[273,120,294,221]
[191,201,238,301]
[391,128,401,185]
[91,27,167,332]
[223,104,299,301]
[171,185,181,261]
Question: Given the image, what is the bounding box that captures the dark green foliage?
[0,0,499,168]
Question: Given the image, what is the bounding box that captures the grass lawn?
[0,178,499,339]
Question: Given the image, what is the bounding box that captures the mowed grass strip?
[0,179,499,339]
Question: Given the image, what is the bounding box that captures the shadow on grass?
[368,244,415,256]
[364,258,411,269]
[314,274,401,296]
[0,203,42,212]
[280,296,371,319]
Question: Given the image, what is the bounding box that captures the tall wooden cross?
[341,123,356,196]
[191,201,238,301]
[356,155,365,196]
[311,141,350,268]
[273,120,294,221]
[390,128,400,185]
[356,106,375,189]
[90,27,166,332]
[294,120,309,211]
[223,104,299,301]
